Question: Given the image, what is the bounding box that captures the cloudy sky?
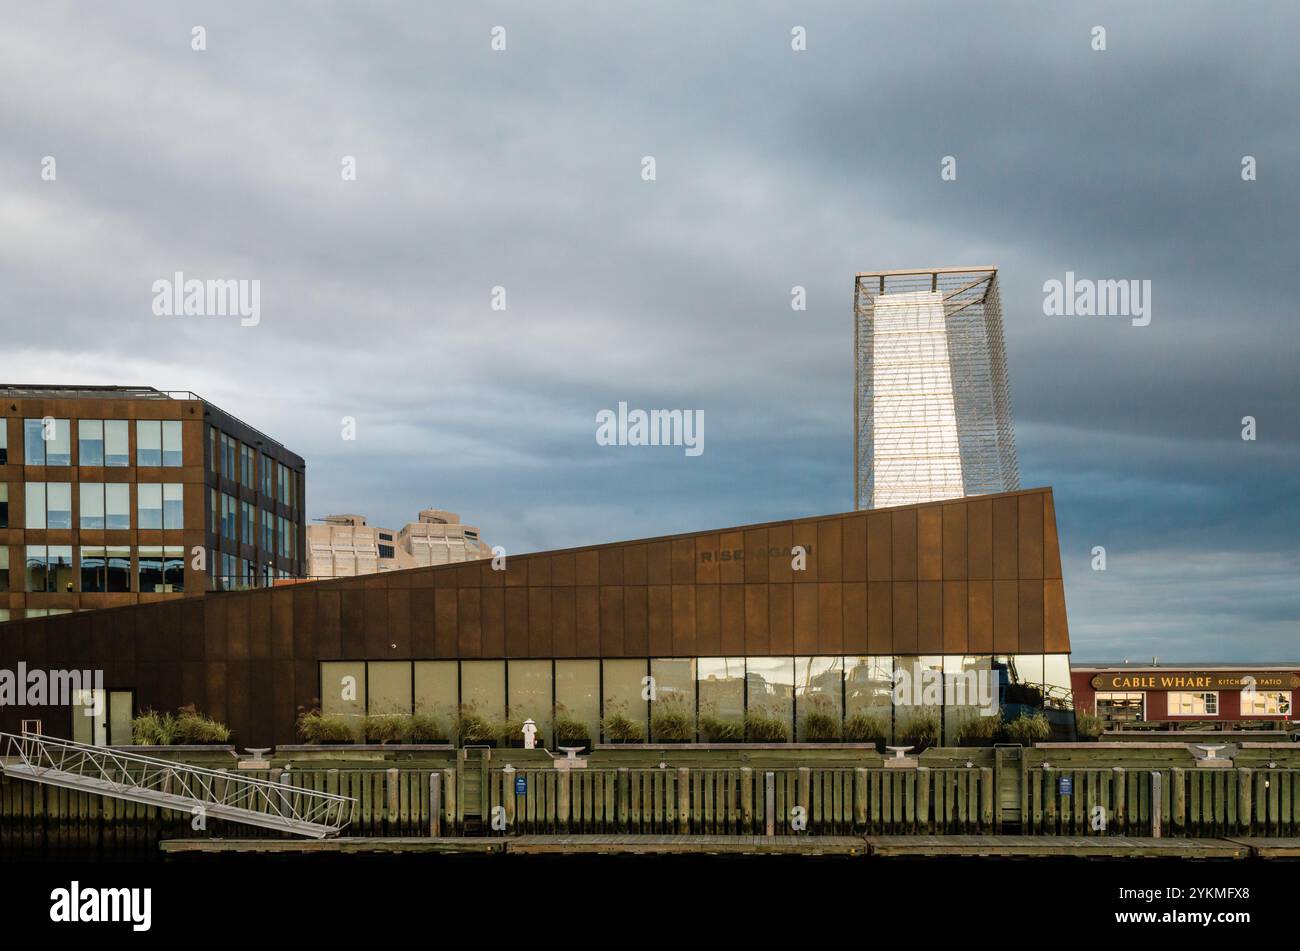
[2,2,1296,662]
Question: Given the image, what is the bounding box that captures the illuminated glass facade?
[319,653,1075,745]
[855,268,1019,510]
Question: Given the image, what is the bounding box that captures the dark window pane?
[106,549,131,592]
[25,546,49,592]
[80,549,106,592]
[163,549,185,591]
[138,549,165,592]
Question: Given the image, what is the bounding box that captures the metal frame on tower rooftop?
[853,267,1019,511]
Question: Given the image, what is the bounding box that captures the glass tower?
[854,267,1019,510]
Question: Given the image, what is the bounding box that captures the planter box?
[109,745,239,767]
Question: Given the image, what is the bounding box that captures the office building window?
[24,418,71,465]
[1242,689,1291,716]
[136,420,162,466]
[50,419,71,465]
[25,482,72,529]
[24,419,42,464]
[226,493,239,538]
[242,501,254,544]
[137,421,182,466]
[26,545,73,592]
[133,483,182,529]
[0,548,8,592]
[163,483,183,529]
[138,546,185,593]
[80,483,128,531]
[80,483,105,529]
[79,546,132,592]
[80,547,106,592]
[224,434,237,478]
[78,420,104,466]
[262,509,274,550]
[240,443,255,487]
[277,463,295,509]
[104,420,129,466]
[1168,691,1218,716]
[378,544,395,559]
[0,483,7,528]
[137,484,162,529]
[107,484,129,529]
[0,421,6,464]
[162,420,182,466]
[209,427,218,473]
[260,452,274,495]
[50,483,72,528]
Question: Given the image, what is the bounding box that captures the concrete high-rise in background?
[853,267,1019,510]
[307,508,490,578]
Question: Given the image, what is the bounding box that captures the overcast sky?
[2,2,1296,662]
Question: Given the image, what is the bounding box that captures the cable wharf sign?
[1089,671,1300,691]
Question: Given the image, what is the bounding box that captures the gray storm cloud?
[1,1,1296,659]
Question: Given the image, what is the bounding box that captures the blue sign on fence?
[515,775,527,795]
[1058,775,1073,796]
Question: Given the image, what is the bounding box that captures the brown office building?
[0,486,1071,748]
[0,385,307,624]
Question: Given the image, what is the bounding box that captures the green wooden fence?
[4,747,1300,849]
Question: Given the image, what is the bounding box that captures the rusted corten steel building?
[0,487,1071,747]
[0,385,307,621]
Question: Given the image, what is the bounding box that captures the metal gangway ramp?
[0,731,355,838]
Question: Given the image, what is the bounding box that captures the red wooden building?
[1072,664,1299,729]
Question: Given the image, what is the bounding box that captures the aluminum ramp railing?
[0,732,355,838]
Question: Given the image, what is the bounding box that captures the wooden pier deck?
[160,834,1298,859]
[864,835,1247,859]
